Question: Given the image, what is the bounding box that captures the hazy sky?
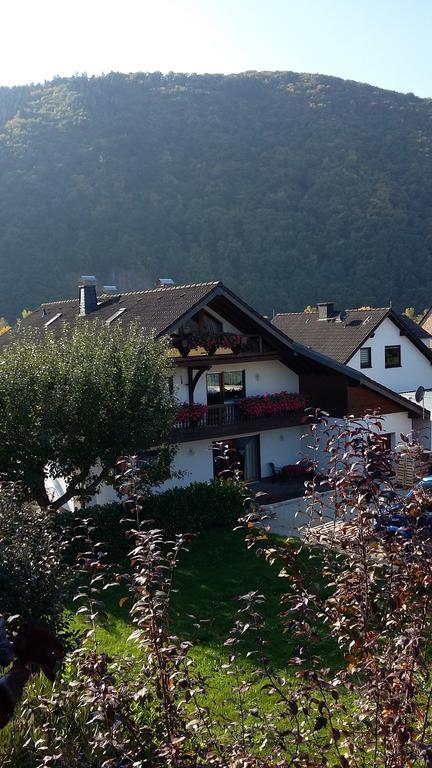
[2,0,431,97]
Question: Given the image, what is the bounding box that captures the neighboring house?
[420,308,432,348]
[8,282,430,507]
[272,303,432,438]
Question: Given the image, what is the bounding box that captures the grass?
[74,527,343,714]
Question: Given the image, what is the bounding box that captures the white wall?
[259,425,309,477]
[380,411,414,444]
[187,359,299,405]
[400,390,432,448]
[163,425,310,489]
[162,438,215,490]
[46,410,420,509]
[45,476,75,512]
[349,317,432,393]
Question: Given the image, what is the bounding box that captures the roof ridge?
[275,306,390,318]
[110,281,221,297]
[40,281,222,307]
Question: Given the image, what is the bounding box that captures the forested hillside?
[0,70,431,320]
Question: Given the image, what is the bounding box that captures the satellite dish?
[415,385,425,403]
[339,310,347,322]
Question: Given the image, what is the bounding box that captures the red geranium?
[176,402,208,426]
[237,391,306,418]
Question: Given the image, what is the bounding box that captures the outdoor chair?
[269,462,283,483]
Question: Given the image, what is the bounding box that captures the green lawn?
[77,528,342,713]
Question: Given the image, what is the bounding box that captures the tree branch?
[48,465,113,512]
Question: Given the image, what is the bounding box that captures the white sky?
[1,0,431,97]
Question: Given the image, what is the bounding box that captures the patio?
[247,476,309,505]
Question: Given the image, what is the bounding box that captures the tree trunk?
[48,465,112,513]
[30,472,51,510]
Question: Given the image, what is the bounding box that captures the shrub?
[0,483,72,633]
[57,478,245,561]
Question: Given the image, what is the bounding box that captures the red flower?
[237,391,306,418]
[176,402,208,425]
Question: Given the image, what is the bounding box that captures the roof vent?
[106,307,127,324]
[157,278,175,288]
[79,275,98,316]
[336,310,347,323]
[317,302,334,321]
[103,285,118,293]
[44,312,62,328]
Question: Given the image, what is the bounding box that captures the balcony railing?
[169,334,269,358]
[173,402,307,436]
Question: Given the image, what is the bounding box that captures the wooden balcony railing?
[170,334,269,358]
[173,403,307,436]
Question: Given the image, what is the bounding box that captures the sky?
[1,0,431,97]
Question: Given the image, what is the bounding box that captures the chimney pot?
[317,302,334,321]
[79,276,98,315]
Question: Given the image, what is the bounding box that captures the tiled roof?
[0,281,426,419]
[9,282,222,338]
[272,307,432,365]
[272,307,390,363]
[400,314,431,340]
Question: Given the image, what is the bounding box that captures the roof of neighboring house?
[272,306,432,365]
[0,282,427,420]
[401,314,432,341]
[420,307,432,337]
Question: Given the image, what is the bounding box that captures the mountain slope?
[0,71,431,319]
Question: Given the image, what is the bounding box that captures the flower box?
[237,391,306,418]
[175,402,208,427]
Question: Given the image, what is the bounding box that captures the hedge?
[57,478,245,562]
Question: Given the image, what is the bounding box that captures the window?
[360,347,372,368]
[385,345,401,368]
[206,370,245,405]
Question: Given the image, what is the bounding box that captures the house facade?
[8,282,430,507]
[273,303,432,444]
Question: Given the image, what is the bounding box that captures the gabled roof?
[420,307,432,337]
[401,314,432,341]
[1,281,427,420]
[8,282,223,338]
[272,306,432,365]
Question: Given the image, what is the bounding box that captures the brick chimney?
[317,302,334,321]
[79,276,98,316]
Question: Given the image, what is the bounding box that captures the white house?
[273,302,432,445]
[11,282,430,508]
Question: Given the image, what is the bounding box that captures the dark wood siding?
[347,385,406,416]
[299,373,348,416]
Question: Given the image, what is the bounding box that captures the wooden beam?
[188,366,211,404]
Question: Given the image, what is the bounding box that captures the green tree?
[0,322,176,510]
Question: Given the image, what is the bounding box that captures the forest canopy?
[0,70,431,320]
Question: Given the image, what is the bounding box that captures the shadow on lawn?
[92,528,343,672]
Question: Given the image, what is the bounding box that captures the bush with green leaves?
[0,484,72,633]
[57,478,245,562]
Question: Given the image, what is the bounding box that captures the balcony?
[169,333,272,359]
[172,401,309,442]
